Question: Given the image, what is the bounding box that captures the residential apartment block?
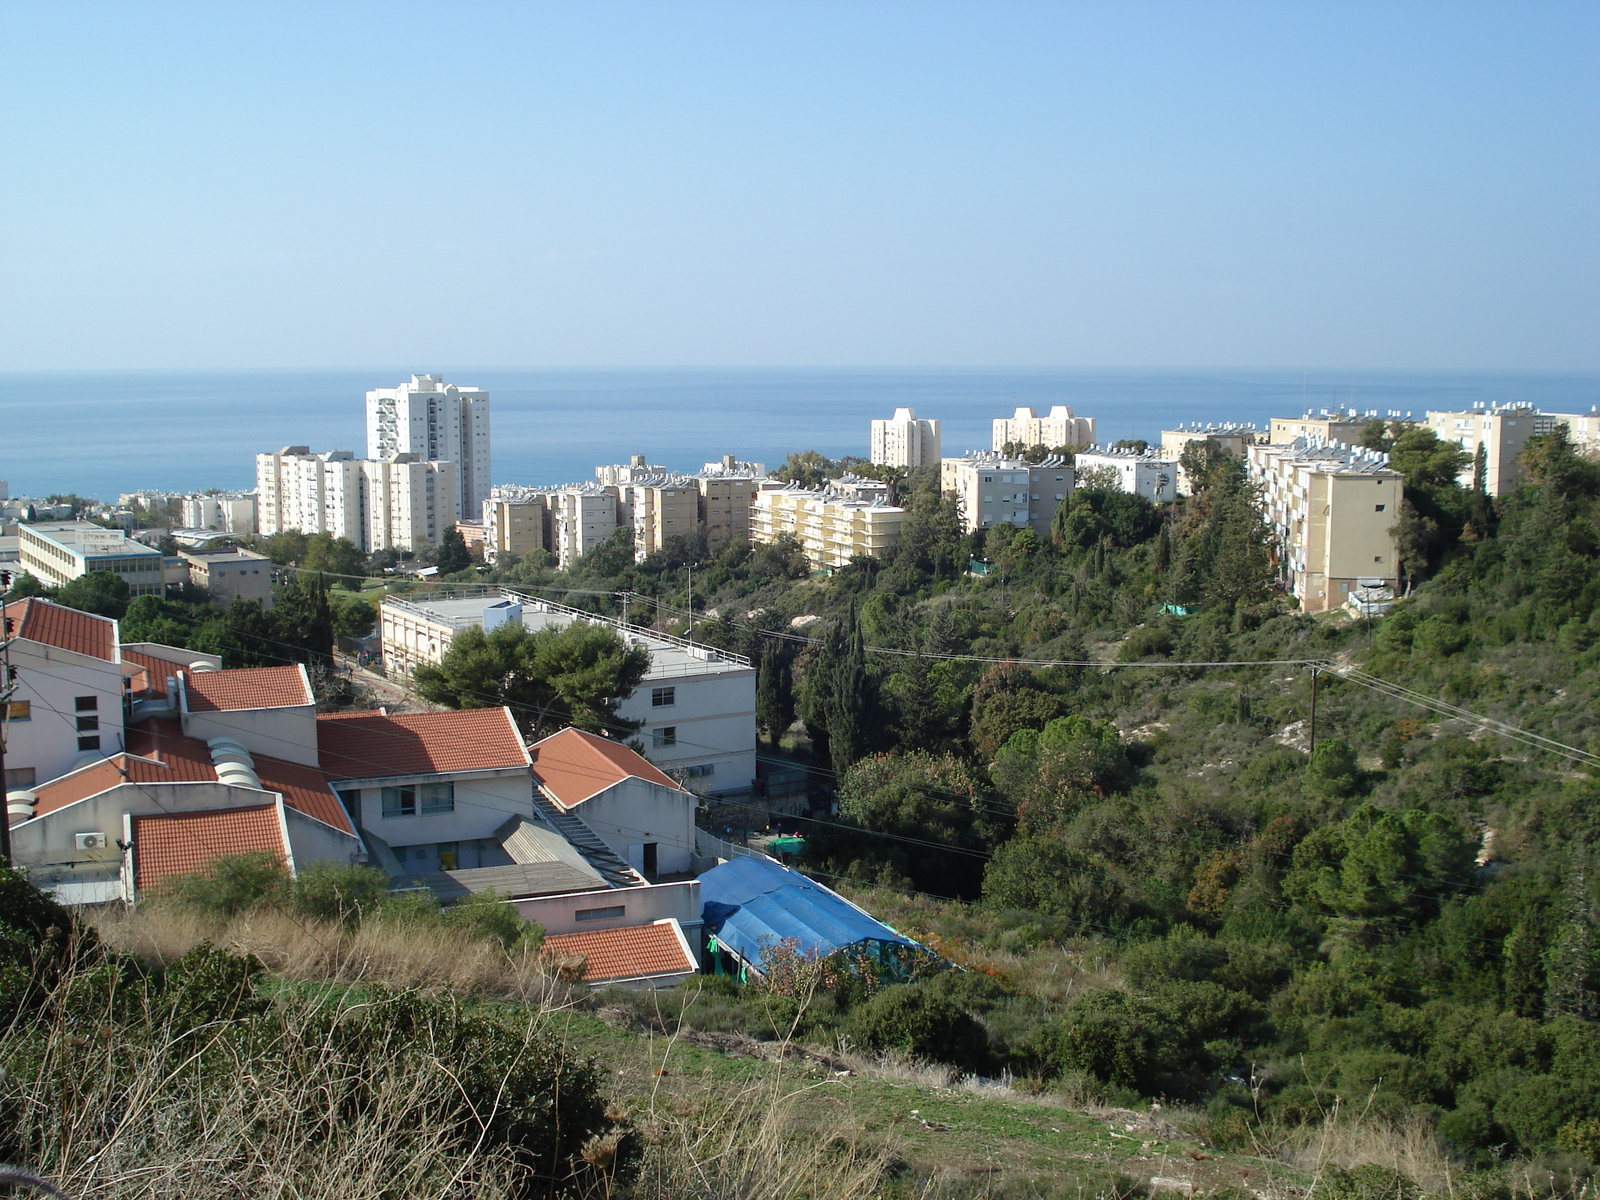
[696,469,760,551]
[751,484,906,568]
[992,405,1096,452]
[940,453,1074,537]
[18,522,174,596]
[870,408,941,468]
[1268,411,1370,447]
[616,479,700,560]
[254,447,459,552]
[550,487,619,568]
[366,374,491,519]
[1247,439,1403,613]
[596,455,668,486]
[379,590,757,793]
[1073,450,1178,502]
[1158,425,1262,492]
[482,493,549,563]
[1425,405,1561,496]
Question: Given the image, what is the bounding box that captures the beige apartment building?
[363,454,459,552]
[1425,406,1561,496]
[695,470,760,551]
[482,493,549,563]
[1158,425,1261,491]
[1552,410,1600,458]
[751,485,906,569]
[1247,439,1403,613]
[617,479,700,559]
[940,453,1073,536]
[1268,412,1370,446]
[992,405,1096,451]
[550,487,619,568]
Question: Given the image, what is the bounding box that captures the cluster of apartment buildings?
[254,374,491,554]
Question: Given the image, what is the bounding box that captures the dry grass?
[85,902,578,1005]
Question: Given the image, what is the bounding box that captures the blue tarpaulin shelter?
[699,857,923,970]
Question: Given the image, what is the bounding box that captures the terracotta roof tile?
[529,727,682,807]
[122,649,183,699]
[28,717,355,835]
[8,598,118,661]
[316,708,529,781]
[541,920,695,983]
[183,665,313,712]
[133,804,288,891]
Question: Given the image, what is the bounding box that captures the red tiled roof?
[29,717,355,835]
[529,727,682,807]
[122,649,183,699]
[8,598,117,661]
[316,708,529,781]
[133,804,288,891]
[541,921,695,983]
[184,665,313,712]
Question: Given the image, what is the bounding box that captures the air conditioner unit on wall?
[74,832,108,851]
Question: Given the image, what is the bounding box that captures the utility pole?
[1308,665,1320,754]
[1,583,15,867]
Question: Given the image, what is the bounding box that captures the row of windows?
[381,782,455,817]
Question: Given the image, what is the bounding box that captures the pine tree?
[756,637,794,740]
[1545,858,1598,1021]
[826,600,870,777]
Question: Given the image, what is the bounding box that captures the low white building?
[379,590,758,794]
[1,599,129,791]
[1073,450,1178,502]
[18,522,171,596]
[180,493,258,534]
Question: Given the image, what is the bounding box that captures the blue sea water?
[2,367,1597,500]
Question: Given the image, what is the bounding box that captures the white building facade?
[1073,451,1178,502]
[870,408,941,468]
[367,374,492,520]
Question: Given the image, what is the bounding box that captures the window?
[651,686,676,708]
[1374,504,1386,512]
[4,700,30,722]
[684,763,715,779]
[77,736,101,752]
[653,727,677,748]
[76,715,99,732]
[575,905,626,922]
[420,782,454,813]
[382,786,416,817]
[4,767,36,789]
[74,696,98,712]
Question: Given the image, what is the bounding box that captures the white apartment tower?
[993,406,1096,452]
[870,408,941,468]
[366,374,491,521]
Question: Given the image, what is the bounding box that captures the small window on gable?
[74,696,97,712]
[575,905,626,922]
[77,736,101,752]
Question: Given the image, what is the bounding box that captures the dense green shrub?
[843,983,991,1072]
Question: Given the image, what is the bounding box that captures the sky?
[1,1,1596,371]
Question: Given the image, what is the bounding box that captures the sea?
[2,367,1597,500]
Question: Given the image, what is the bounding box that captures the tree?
[260,530,309,565]
[1051,482,1160,551]
[0,571,47,601]
[969,663,1066,760]
[1389,427,1470,493]
[301,533,367,589]
[1178,438,1227,491]
[774,450,838,489]
[414,620,650,739]
[833,751,997,897]
[755,637,795,740]
[55,570,131,618]
[798,602,873,776]
[271,571,336,666]
[434,527,472,576]
[121,594,207,646]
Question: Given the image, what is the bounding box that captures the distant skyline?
[2,2,1596,371]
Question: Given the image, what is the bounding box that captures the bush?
[441,890,541,951]
[158,851,289,916]
[843,983,991,1072]
[0,867,96,1015]
[289,862,389,924]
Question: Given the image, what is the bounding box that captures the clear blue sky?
[2,1,1595,370]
